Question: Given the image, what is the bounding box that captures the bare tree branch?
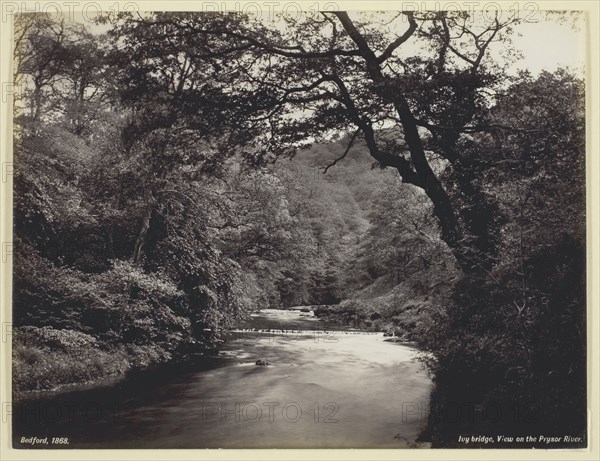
[322,128,361,173]
[377,12,417,63]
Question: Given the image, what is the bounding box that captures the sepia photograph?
[1,1,595,453]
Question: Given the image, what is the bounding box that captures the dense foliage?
[418,70,586,444]
[12,11,586,447]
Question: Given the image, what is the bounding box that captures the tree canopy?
[12,10,586,446]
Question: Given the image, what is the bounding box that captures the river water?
[12,309,432,448]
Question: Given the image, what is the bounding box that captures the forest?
[11,10,585,446]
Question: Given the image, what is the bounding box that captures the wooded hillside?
[12,11,586,446]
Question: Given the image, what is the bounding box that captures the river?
[12,308,432,448]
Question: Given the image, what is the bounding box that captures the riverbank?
[311,299,430,341]
[13,309,432,448]
[12,326,178,398]
[13,308,429,406]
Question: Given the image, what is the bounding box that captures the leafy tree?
[12,12,587,448]
[418,70,585,445]
[109,11,524,273]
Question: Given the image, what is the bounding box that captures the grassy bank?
[12,326,176,397]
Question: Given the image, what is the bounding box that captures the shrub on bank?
[312,294,434,340]
[417,236,586,446]
[12,326,172,395]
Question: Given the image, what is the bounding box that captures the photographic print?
[4,1,591,451]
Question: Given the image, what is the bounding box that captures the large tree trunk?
[395,106,502,274]
[334,11,501,275]
[438,131,504,273]
[392,98,462,249]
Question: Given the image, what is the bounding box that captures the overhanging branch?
[377,12,417,63]
[322,128,361,173]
